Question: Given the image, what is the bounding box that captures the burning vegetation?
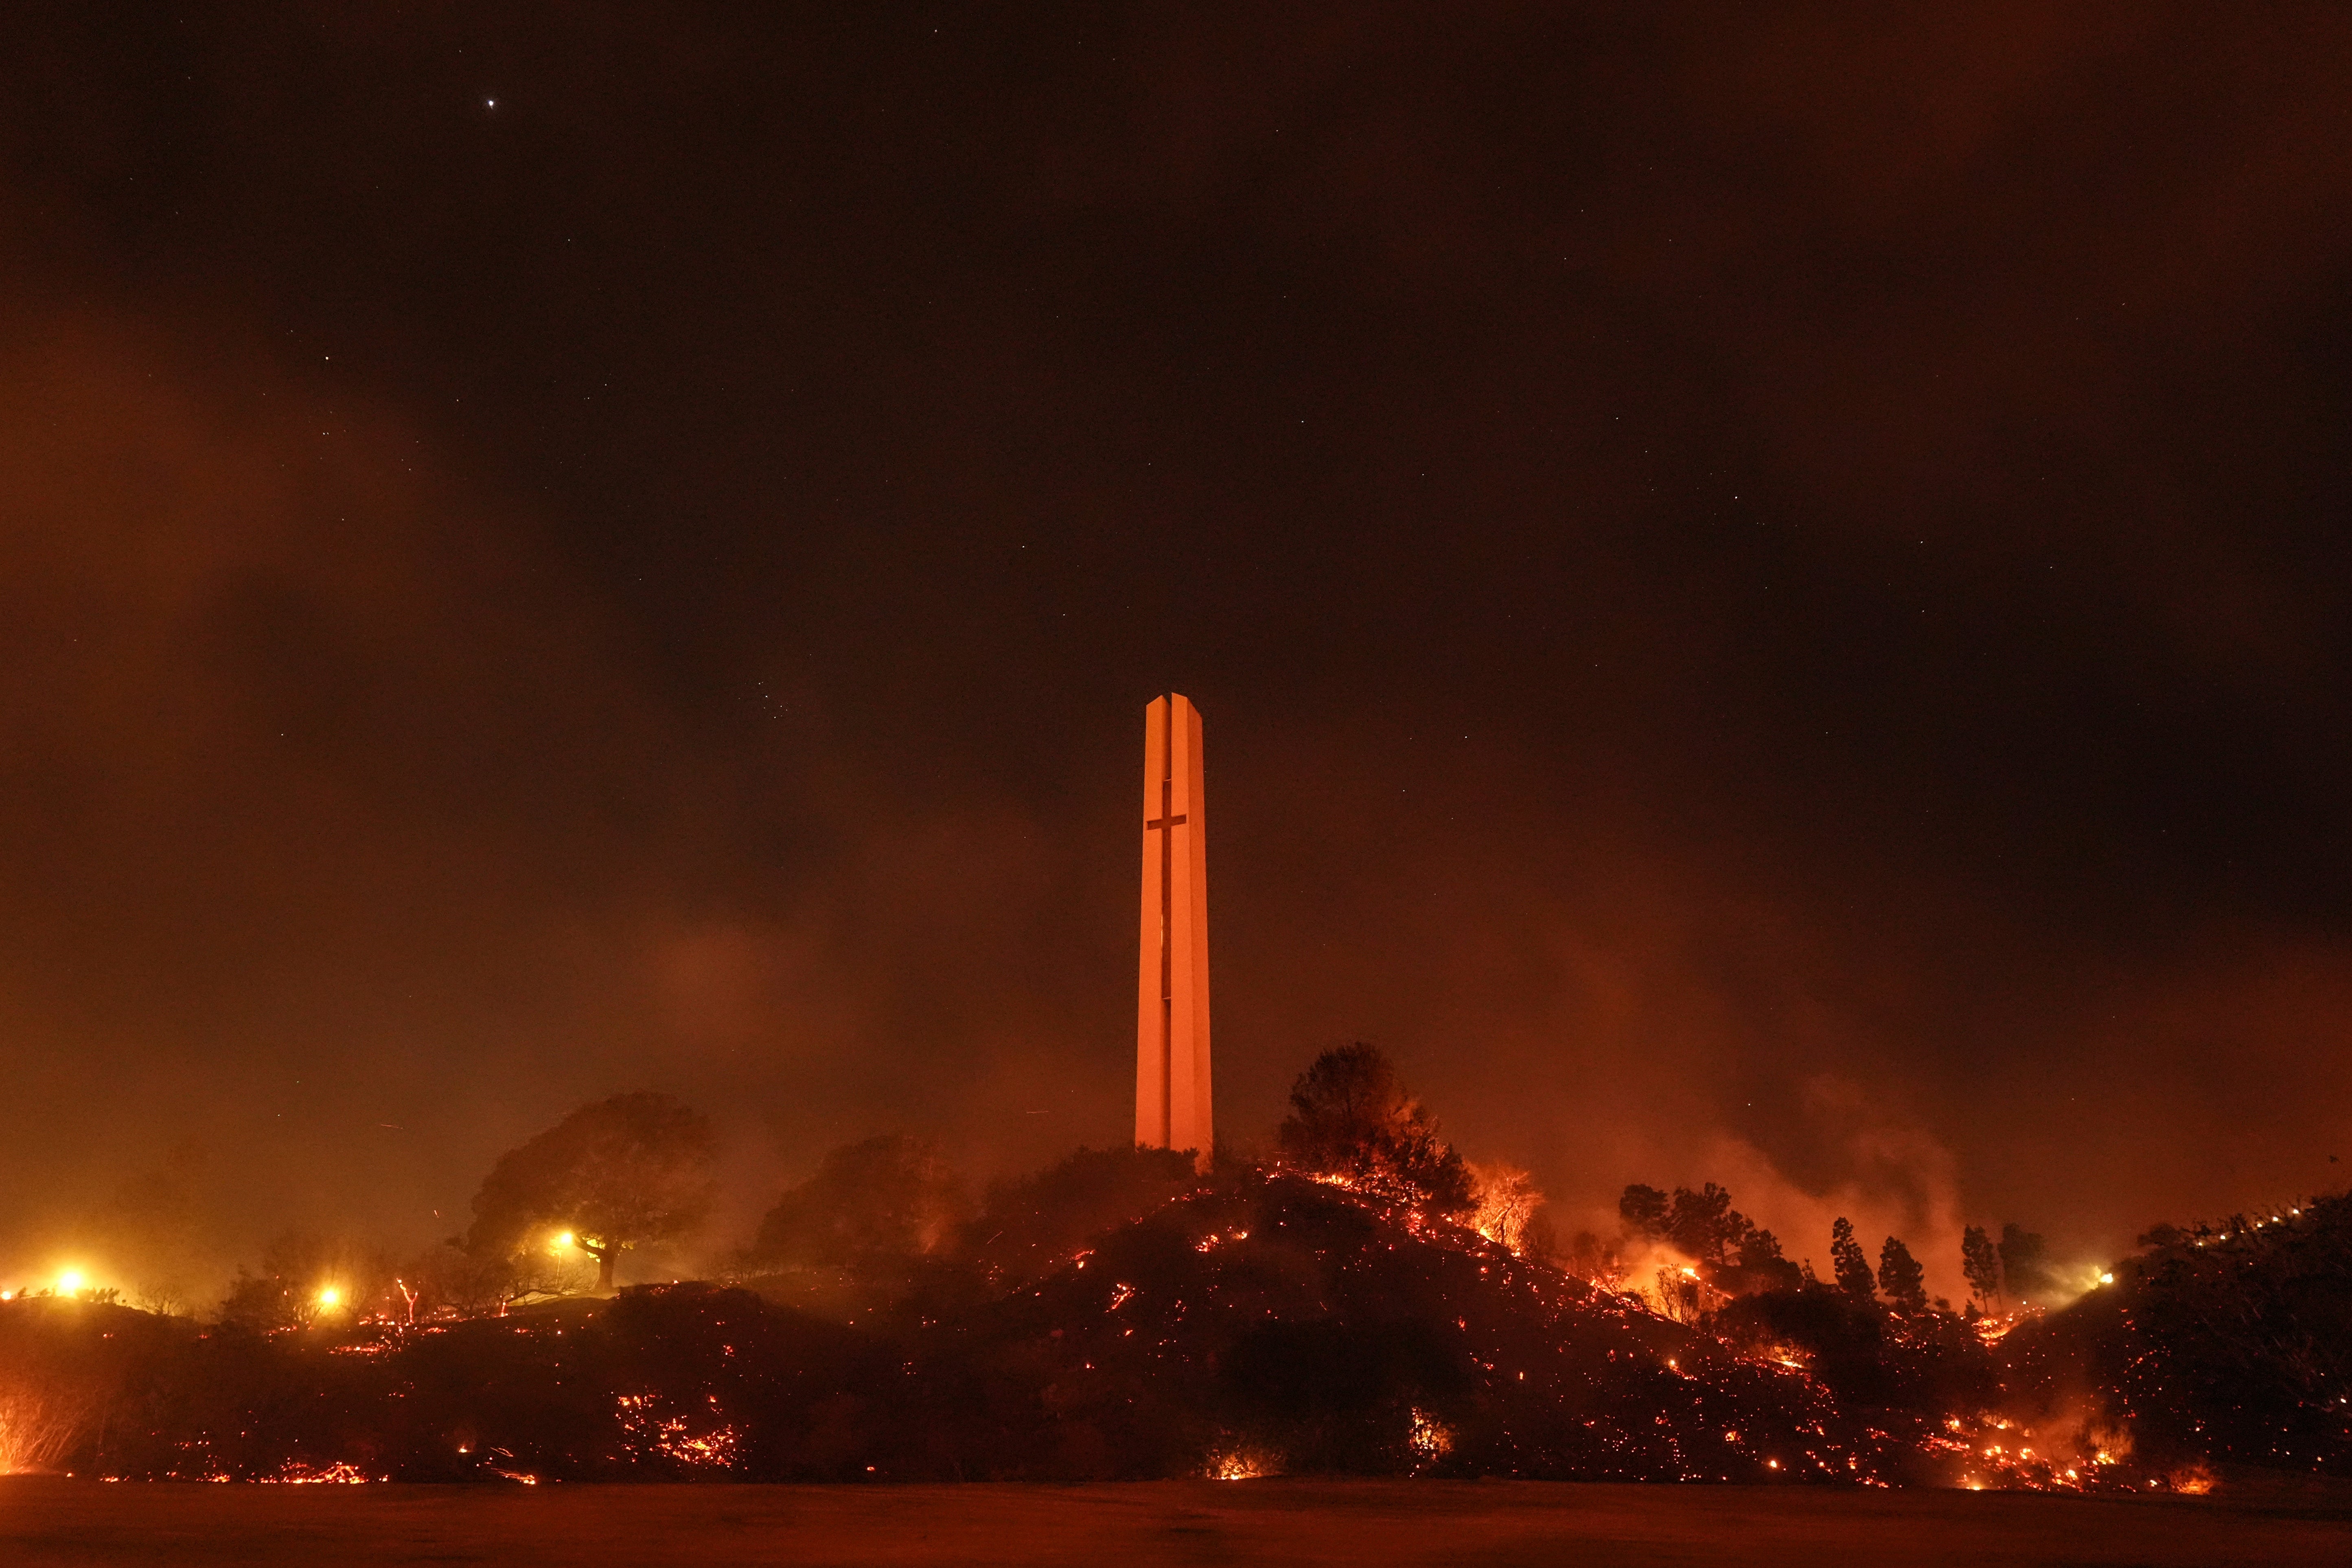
[1,1047,2344,1490]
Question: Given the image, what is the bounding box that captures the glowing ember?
[1406,1408,1453,1463]
[616,1392,741,1469]
[266,1461,373,1484]
[1972,1311,2030,1345]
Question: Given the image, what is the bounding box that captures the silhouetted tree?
[1876,1236,1927,1312]
[1998,1223,2053,1305]
[1561,1228,1627,1289]
[396,1239,545,1320]
[1960,1225,2002,1309]
[1829,1217,1875,1301]
[1618,1181,1796,1295]
[218,1231,392,1331]
[82,1144,211,1319]
[1668,1182,1739,1266]
[754,1134,970,1272]
[1618,1184,1670,1235]
[218,1265,306,1334]
[465,1091,717,1291]
[1276,1043,1475,1216]
[1734,1226,1804,1294]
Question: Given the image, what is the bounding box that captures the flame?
[1206,1441,1279,1480]
[2170,1463,2216,1496]
[1972,1311,2028,1344]
[1919,1401,2152,1494]
[1407,1408,1453,1463]
[0,1382,95,1476]
[1466,1162,1543,1252]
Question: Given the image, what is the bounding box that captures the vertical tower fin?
[1136,694,1211,1171]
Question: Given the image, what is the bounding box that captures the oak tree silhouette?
[466,1091,717,1291]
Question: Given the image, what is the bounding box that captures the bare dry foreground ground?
[8,1477,2352,1568]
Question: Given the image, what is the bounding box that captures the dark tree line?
[1615,1187,2052,1322]
[1617,1183,1802,1297]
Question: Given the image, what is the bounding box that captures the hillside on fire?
[2,1047,2345,1488]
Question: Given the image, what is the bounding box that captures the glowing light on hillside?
[55,1270,85,1296]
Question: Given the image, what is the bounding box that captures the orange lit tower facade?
[1136,694,1213,1170]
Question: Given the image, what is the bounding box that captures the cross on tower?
[1149,775,1185,1120]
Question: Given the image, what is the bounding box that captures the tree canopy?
[1275,1043,1475,1217]
[1876,1235,1928,1312]
[465,1091,717,1291]
[1960,1224,2002,1310]
[753,1133,970,1273]
[1617,1181,1800,1296]
[1829,1217,1876,1301]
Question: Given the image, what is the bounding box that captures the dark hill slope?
[2001,1189,2352,1476]
[9,1173,1961,1482]
[885,1172,1917,1480]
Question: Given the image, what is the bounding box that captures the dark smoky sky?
[3,4,2350,1295]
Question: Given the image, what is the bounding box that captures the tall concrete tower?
[1136,694,1212,1170]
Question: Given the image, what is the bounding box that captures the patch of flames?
[615,1392,740,1469]
[1205,1439,1280,1480]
